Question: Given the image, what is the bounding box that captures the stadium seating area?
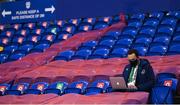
[0,11,180,104]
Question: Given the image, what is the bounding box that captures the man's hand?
[128,84,137,90]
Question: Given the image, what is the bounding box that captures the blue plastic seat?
[65,81,88,94]
[11,23,22,30]
[96,39,115,49]
[130,13,145,20]
[15,28,30,37]
[62,24,76,34]
[88,48,110,59]
[86,80,110,95]
[68,18,82,26]
[0,83,11,96]
[7,52,26,61]
[147,45,168,56]
[156,73,177,91]
[54,32,72,43]
[98,16,113,25]
[149,12,164,20]
[4,44,19,53]
[128,19,143,28]
[82,18,96,25]
[31,27,45,35]
[161,16,177,27]
[18,43,34,53]
[105,31,121,38]
[0,37,11,46]
[1,28,15,37]
[41,34,56,43]
[114,38,133,48]
[27,35,41,43]
[0,24,5,31]
[167,43,180,55]
[71,49,92,60]
[153,36,171,46]
[121,26,138,39]
[25,82,49,94]
[0,53,9,63]
[53,20,66,27]
[166,11,180,19]
[133,46,148,56]
[30,42,50,53]
[101,31,121,41]
[176,24,180,32]
[54,50,75,61]
[144,17,160,28]
[78,23,93,32]
[78,40,97,50]
[37,21,51,28]
[12,36,26,45]
[157,25,174,35]
[151,86,173,104]
[46,25,61,35]
[23,23,36,29]
[44,82,68,95]
[94,22,109,30]
[139,26,156,36]
[134,37,152,47]
[172,33,180,42]
[5,83,30,95]
[109,47,128,58]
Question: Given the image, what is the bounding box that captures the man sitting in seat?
[123,49,155,92]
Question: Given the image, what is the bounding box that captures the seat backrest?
[157,25,174,35]
[149,12,164,19]
[144,17,160,27]
[68,81,88,91]
[122,27,138,36]
[0,83,10,95]
[169,44,180,52]
[111,48,128,56]
[94,22,109,30]
[149,45,167,54]
[89,80,110,91]
[139,26,156,35]
[75,49,92,57]
[48,81,68,93]
[133,46,148,56]
[31,82,49,91]
[58,50,75,58]
[99,39,115,46]
[153,36,170,45]
[128,19,142,28]
[11,83,30,93]
[82,18,96,25]
[93,48,110,56]
[82,40,97,47]
[161,16,177,27]
[131,13,145,20]
[156,73,176,82]
[151,86,173,104]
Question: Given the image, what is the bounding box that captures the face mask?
[129,59,138,66]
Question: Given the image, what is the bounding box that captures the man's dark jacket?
[123,59,155,92]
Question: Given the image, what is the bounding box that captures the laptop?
[110,77,128,90]
[110,77,137,91]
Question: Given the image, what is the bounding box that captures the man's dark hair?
[128,49,139,58]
